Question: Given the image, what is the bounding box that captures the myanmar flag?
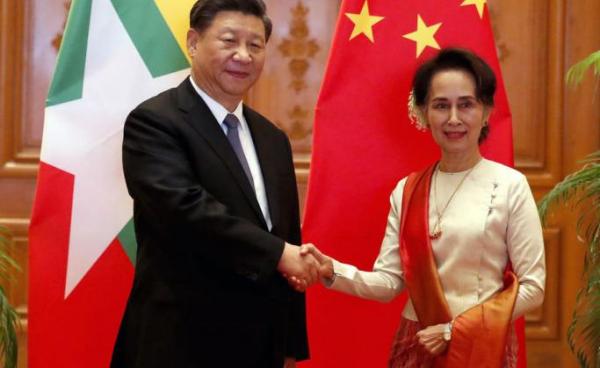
[29,1,194,366]
[302,0,525,367]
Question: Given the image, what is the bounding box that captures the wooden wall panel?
[489,0,551,169]
[488,0,563,186]
[0,0,65,177]
[0,0,28,177]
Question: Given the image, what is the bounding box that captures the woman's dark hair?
[190,0,272,41]
[412,48,496,142]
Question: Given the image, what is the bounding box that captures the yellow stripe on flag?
[154,0,196,62]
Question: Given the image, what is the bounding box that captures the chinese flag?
[301,0,525,367]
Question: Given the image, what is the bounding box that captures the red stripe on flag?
[29,162,134,367]
[302,0,524,366]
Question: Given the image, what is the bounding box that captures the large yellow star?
[461,0,487,18]
[403,15,442,57]
[345,1,384,43]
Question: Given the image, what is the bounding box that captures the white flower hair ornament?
[407,90,428,131]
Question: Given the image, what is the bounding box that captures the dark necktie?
[223,114,255,189]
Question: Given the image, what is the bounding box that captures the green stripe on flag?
[46,0,92,107]
[118,219,137,266]
[111,0,190,77]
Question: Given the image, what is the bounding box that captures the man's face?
[187,11,266,110]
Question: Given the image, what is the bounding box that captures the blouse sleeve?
[326,181,406,303]
[507,175,546,319]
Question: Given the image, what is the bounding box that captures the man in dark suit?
[110,1,319,367]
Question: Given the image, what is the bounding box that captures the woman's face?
[422,69,490,158]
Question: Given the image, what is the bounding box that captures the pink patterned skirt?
[388,317,518,368]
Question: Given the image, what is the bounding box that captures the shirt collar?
[189,76,245,130]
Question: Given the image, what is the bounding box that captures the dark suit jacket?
[111,78,308,368]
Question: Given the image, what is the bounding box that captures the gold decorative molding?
[52,1,72,52]
[287,105,313,140]
[277,2,320,93]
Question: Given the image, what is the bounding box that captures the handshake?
[277,243,333,292]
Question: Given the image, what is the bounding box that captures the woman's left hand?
[415,323,449,356]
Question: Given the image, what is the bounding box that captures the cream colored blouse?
[328,159,546,321]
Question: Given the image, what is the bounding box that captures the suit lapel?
[244,106,280,232]
[176,79,267,228]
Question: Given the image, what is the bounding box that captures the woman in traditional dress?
[298,48,546,367]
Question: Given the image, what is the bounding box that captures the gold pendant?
[430,220,442,239]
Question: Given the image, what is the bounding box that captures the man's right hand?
[299,243,334,280]
[277,243,320,292]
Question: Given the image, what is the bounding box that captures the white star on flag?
[41,0,189,297]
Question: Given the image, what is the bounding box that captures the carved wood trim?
[516,0,564,188]
[525,228,559,339]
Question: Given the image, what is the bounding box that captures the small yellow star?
[461,0,487,18]
[345,0,384,43]
[403,15,442,57]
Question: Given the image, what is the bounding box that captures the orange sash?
[400,165,518,368]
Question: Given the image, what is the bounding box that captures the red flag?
[301,0,524,367]
[29,163,134,367]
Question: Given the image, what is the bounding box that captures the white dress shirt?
[328,159,546,321]
[189,76,272,230]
